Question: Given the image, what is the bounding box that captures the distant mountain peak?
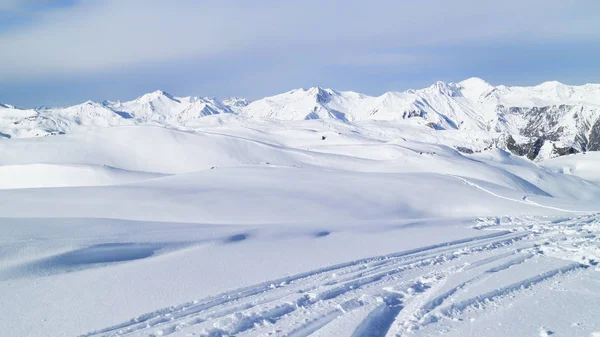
[427,81,459,97]
[309,87,334,104]
[135,90,178,103]
[276,87,337,104]
[223,97,249,107]
[306,86,330,93]
[458,77,491,88]
[538,80,565,87]
[457,77,494,100]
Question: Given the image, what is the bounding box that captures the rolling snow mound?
[0,163,163,189]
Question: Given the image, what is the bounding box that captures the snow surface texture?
[1,85,600,337]
[3,78,600,160]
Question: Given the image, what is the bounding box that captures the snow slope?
[2,215,599,337]
[78,215,598,337]
[1,122,599,203]
[541,152,600,182]
[0,164,163,189]
[1,89,600,337]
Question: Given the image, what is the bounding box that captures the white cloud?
[0,0,598,80]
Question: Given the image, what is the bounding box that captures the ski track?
[451,175,599,213]
[80,214,600,337]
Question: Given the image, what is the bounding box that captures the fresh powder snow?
[0,79,599,337]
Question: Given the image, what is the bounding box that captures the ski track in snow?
[81,214,600,337]
[450,175,599,213]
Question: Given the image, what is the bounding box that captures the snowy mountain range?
[2,78,600,160]
[4,78,600,337]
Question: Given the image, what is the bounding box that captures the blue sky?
[1,0,599,108]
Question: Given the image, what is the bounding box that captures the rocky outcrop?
[455,146,474,154]
[552,145,579,157]
[505,135,545,160]
[494,104,600,160]
[588,119,600,151]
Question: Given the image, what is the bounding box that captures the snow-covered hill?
[2,78,600,160]
[0,163,163,189]
[1,120,600,337]
[2,83,600,337]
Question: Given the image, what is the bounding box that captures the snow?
[1,81,600,337]
[3,78,600,161]
[541,152,600,182]
[0,163,163,189]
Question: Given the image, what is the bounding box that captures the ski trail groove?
[80,215,599,337]
[450,175,598,213]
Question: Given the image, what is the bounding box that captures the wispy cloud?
[1,0,598,79]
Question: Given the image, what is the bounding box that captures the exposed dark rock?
[455,146,474,154]
[527,138,545,160]
[588,118,600,151]
[425,122,444,130]
[492,104,600,160]
[517,105,566,141]
[575,132,589,152]
[506,135,527,156]
[403,109,424,119]
[505,135,545,160]
[552,145,579,157]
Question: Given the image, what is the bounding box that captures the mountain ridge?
[2,78,600,160]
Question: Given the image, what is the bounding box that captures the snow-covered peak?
[243,87,351,120]
[426,81,460,97]
[81,100,103,107]
[134,90,179,104]
[306,87,335,93]
[531,81,574,101]
[307,87,336,103]
[537,80,565,88]
[534,80,570,93]
[457,77,495,101]
[222,97,249,114]
[223,97,249,107]
[55,100,124,121]
[280,87,337,102]
[479,80,600,107]
[458,77,490,88]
